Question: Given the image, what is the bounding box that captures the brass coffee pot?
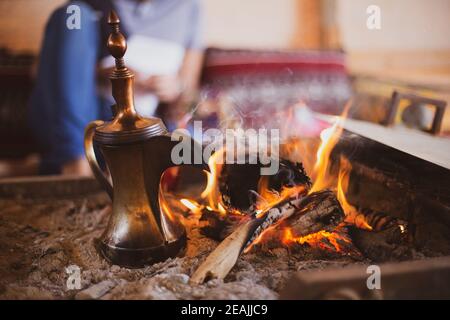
[84,11,204,268]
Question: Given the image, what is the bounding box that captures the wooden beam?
[292,0,322,49]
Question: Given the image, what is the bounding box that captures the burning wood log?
[348,210,411,262]
[251,190,351,254]
[280,190,345,238]
[190,190,345,285]
[190,216,264,285]
[219,160,311,213]
[362,209,409,232]
[243,196,305,250]
[190,196,303,285]
[197,158,312,241]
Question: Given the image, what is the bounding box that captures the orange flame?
[243,223,279,253]
[280,138,316,176]
[309,101,351,193]
[283,228,351,252]
[256,176,306,212]
[337,156,372,230]
[180,198,202,214]
[201,149,225,211]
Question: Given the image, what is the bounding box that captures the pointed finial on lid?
[107,11,127,71]
[108,9,120,24]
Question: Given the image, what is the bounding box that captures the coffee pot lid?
[94,11,168,145]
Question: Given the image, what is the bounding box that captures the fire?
[187,101,353,219]
[309,101,351,193]
[283,228,351,252]
[173,99,375,256]
[243,223,279,253]
[217,202,227,215]
[256,176,306,212]
[179,148,241,217]
[309,122,341,192]
[201,149,225,211]
[280,138,316,175]
[337,156,372,230]
[198,145,306,217]
[180,198,202,214]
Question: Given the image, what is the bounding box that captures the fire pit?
[1,110,449,299]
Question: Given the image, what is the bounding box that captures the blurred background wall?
[0,0,449,84]
[339,0,450,51]
[0,0,314,52]
[1,0,448,51]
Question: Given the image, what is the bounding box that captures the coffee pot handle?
[84,120,114,199]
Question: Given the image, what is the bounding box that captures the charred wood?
[281,190,345,238]
[219,160,311,213]
[349,210,412,262]
[199,208,244,241]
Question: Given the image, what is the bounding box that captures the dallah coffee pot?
[84,11,204,268]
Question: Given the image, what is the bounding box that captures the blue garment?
[29,0,203,174]
[29,2,105,174]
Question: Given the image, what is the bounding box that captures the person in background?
[28,0,204,176]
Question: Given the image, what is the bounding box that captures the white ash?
[75,280,117,300]
[0,192,359,300]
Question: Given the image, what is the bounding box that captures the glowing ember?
[243,223,279,253]
[283,228,351,252]
[218,203,227,215]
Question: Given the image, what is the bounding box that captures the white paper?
[101,35,185,117]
